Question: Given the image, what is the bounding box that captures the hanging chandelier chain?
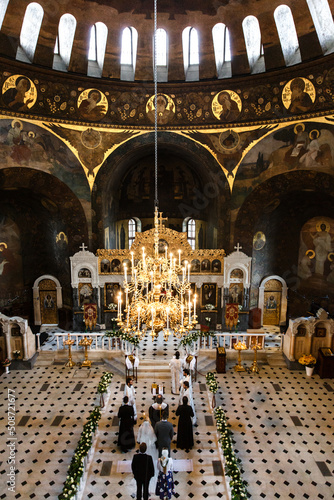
[154,0,158,211]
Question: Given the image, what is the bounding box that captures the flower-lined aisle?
[58,372,113,500]
[206,371,249,500]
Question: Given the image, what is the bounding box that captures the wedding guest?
[124,376,137,421]
[179,381,196,425]
[149,394,169,429]
[180,368,191,390]
[176,396,194,450]
[155,448,175,500]
[117,396,135,453]
[169,351,184,395]
[131,442,155,500]
[154,410,174,457]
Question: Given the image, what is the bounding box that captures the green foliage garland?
[206,371,218,394]
[97,371,114,394]
[104,329,140,346]
[178,330,216,347]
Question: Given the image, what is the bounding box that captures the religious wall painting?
[296,324,306,336]
[56,231,68,248]
[100,259,111,273]
[0,216,23,292]
[297,217,334,287]
[146,93,175,125]
[229,283,243,305]
[201,259,211,272]
[201,283,217,310]
[79,283,93,306]
[105,283,121,311]
[212,90,242,122]
[191,259,200,273]
[2,75,37,112]
[282,77,315,114]
[77,88,108,121]
[219,129,240,151]
[230,268,243,280]
[253,231,266,251]
[315,326,326,337]
[263,279,282,326]
[212,259,221,273]
[78,268,91,278]
[39,278,58,325]
[111,259,121,272]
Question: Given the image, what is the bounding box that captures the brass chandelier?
[116,0,197,340]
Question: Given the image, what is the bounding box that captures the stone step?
[267,352,287,367]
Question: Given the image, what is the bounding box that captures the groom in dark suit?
[154,409,174,457]
[131,442,155,500]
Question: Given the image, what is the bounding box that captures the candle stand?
[64,334,76,368]
[79,335,93,367]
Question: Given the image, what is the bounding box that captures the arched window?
[120,26,138,81]
[88,22,108,77]
[242,15,265,74]
[154,28,168,82]
[53,13,77,72]
[274,5,301,66]
[16,2,44,63]
[306,0,334,54]
[212,23,232,78]
[182,27,199,81]
[0,0,10,30]
[128,219,136,248]
[187,219,196,250]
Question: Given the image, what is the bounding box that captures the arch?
[32,275,62,326]
[16,2,44,63]
[212,23,231,78]
[259,275,287,326]
[53,13,77,71]
[274,5,301,66]
[88,21,108,77]
[242,15,265,74]
[120,26,138,81]
[306,0,334,55]
[182,26,199,81]
[128,218,136,248]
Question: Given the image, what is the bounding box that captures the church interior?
[0,0,334,498]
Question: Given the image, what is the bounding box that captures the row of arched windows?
[128,218,196,249]
[1,0,334,80]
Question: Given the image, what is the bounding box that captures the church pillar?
[5,324,11,360]
[199,27,216,80]
[0,0,24,58]
[228,21,250,76]
[102,29,121,79]
[68,22,90,74]
[257,11,285,71]
[168,28,185,81]
[33,286,41,326]
[243,287,250,310]
[33,10,59,67]
[135,28,153,81]
[22,328,28,361]
[290,6,322,61]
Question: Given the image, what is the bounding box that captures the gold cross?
[158,212,168,230]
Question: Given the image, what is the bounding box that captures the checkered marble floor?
[0,330,333,499]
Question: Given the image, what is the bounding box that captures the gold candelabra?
[64,333,76,368]
[250,341,262,373]
[233,340,247,372]
[116,208,197,341]
[79,335,93,367]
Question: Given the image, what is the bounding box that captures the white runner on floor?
[117,459,193,473]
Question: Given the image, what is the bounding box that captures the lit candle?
[124,264,127,284]
[131,252,134,275]
[188,290,191,324]
[142,247,146,268]
[166,306,170,330]
[181,305,184,326]
[193,294,197,320]
[137,307,141,330]
[125,288,128,308]
[178,249,181,266]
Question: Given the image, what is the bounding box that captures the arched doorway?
[33,275,63,326]
[259,276,288,326]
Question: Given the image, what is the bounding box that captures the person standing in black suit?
[131,442,155,500]
[154,409,174,457]
[176,396,194,450]
[117,396,135,453]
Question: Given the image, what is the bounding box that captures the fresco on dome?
[282,77,315,113]
[212,90,241,122]
[297,217,334,290]
[2,75,37,112]
[77,89,108,121]
[236,121,334,187]
[0,118,89,201]
[146,93,175,124]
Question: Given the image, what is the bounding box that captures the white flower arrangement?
[108,303,117,311]
[205,303,215,310]
[104,329,140,346]
[206,371,218,394]
[97,372,114,394]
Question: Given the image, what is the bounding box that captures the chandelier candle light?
[116,0,197,341]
